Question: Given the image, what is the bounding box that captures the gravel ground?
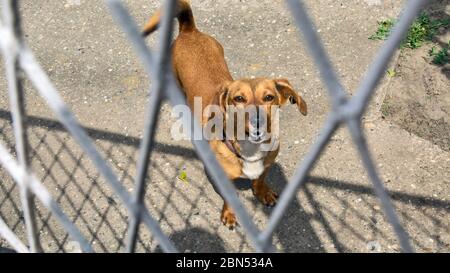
[0,0,449,253]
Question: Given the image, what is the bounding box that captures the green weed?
[369,13,449,49]
[429,41,450,65]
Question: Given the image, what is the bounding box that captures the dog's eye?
[234,96,245,103]
[264,95,275,102]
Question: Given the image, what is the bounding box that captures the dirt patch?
[381,3,450,151]
[1,0,449,253]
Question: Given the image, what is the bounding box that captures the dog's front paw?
[252,182,278,207]
[221,206,237,229]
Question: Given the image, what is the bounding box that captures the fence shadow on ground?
[0,109,449,252]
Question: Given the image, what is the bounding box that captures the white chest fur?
[238,140,268,180]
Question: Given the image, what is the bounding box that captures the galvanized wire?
[1,0,41,253]
[0,0,425,252]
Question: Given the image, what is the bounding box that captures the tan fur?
[143,1,307,228]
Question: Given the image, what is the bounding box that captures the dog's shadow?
[233,163,345,252]
[155,227,227,253]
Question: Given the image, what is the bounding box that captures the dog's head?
[210,78,307,144]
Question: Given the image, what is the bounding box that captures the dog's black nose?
[249,108,266,129]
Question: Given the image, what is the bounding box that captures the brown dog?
[143,0,307,228]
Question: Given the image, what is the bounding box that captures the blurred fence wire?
[0,0,430,252]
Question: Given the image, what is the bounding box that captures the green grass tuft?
[369,13,449,49]
[429,41,450,65]
[369,19,395,41]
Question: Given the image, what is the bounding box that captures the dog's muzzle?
[248,109,268,144]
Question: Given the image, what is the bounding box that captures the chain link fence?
[0,0,432,253]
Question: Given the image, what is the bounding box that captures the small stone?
[367,241,381,252]
[106,197,116,205]
[364,122,376,130]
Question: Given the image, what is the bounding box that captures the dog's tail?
[142,0,196,37]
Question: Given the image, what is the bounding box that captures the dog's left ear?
[274,78,307,116]
[215,81,231,113]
